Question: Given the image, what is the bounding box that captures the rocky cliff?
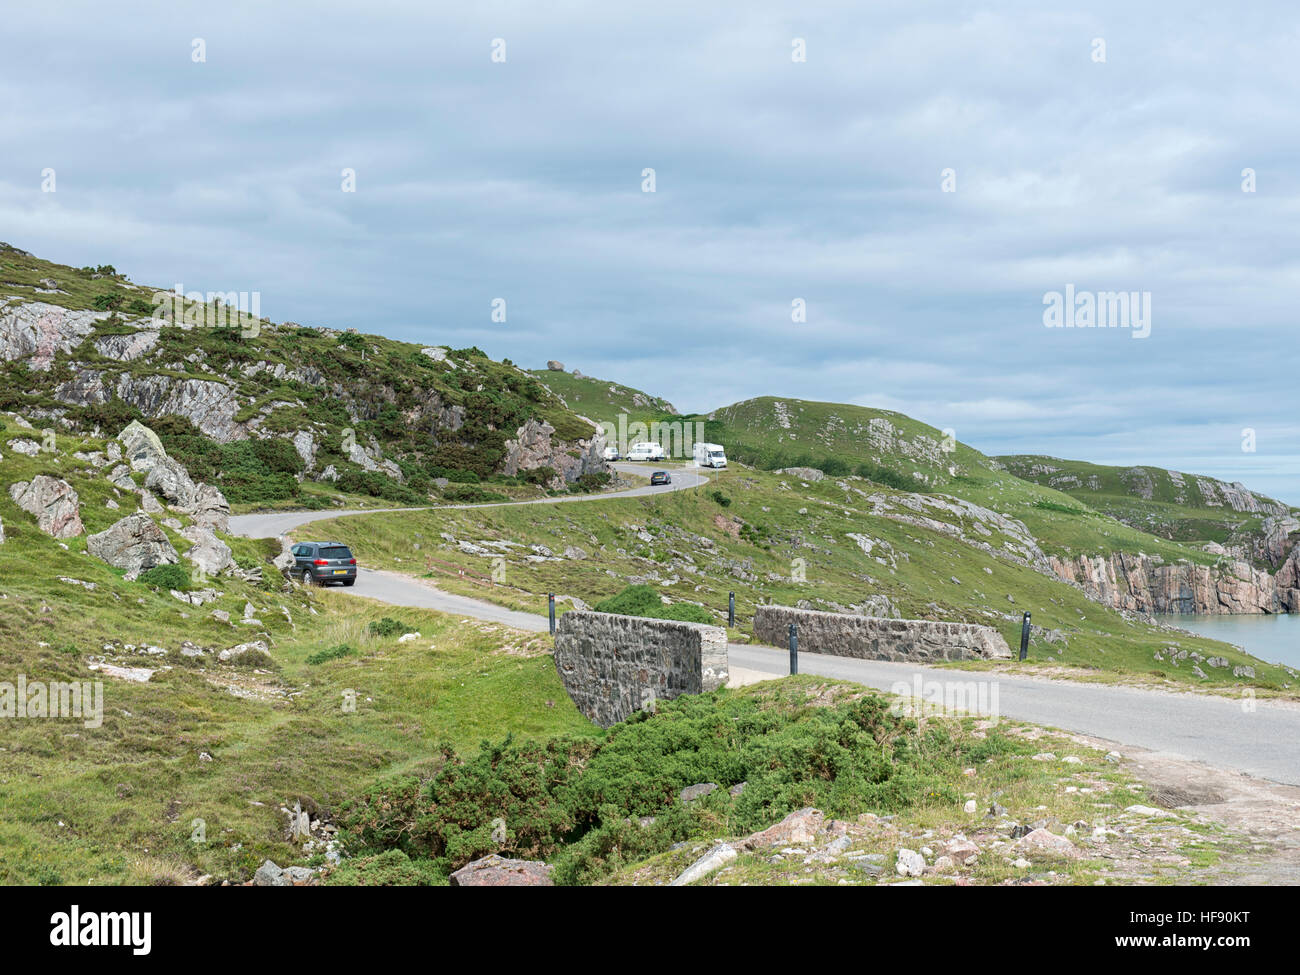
[1048,549,1300,615]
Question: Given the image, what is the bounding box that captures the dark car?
[650,471,671,486]
[292,541,357,586]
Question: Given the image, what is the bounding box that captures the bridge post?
[549,594,556,635]
[728,591,735,628]
[789,622,798,675]
[1019,611,1031,661]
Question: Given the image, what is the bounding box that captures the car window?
[319,546,352,559]
[293,545,307,556]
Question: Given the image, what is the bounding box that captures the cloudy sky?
[3,2,1298,501]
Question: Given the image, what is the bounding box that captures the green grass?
[0,243,605,508]
[998,454,1297,559]
[334,676,1226,886]
[527,368,679,431]
[0,424,593,884]
[301,465,1295,692]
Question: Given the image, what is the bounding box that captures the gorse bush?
[306,643,356,665]
[137,564,189,591]
[592,584,714,624]
[337,682,1016,885]
[367,617,409,638]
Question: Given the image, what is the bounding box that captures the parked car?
[650,471,671,486]
[292,541,357,586]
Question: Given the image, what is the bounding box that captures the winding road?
[229,462,709,539]
[230,462,1300,787]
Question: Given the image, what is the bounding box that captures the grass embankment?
[526,368,678,431]
[304,466,1294,693]
[0,425,592,883]
[330,677,1227,887]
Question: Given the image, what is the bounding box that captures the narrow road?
[728,645,1300,787]
[229,460,1300,787]
[331,567,1300,787]
[229,462,709,538]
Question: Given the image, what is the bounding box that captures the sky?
[3,1,1299,502]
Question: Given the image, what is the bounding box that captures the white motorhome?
[626,441,666,461]
[693,442,727,468]
[603,445,620,461]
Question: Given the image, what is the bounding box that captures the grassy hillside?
[697,396,981,489]
[306,466,1293,692]
[997,454,1297,557]
[527,367,678,430]
[690,397,1230,570]
[0,426,591,884]
[0,243,606,510]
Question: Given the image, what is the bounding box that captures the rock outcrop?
[117,420,230,531]
[0,300,107,371]
[181,525,234,576]
[502,417,607,488]
[1048,551,1300,615]
[449,855,553,887]
[8,475,84,538]
[86,513,179,577]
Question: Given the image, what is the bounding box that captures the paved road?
[347,568,552,631]
[229,463,709,539]
[728,645,1300,786]
[323,569,1300,785]
[228,460,1300,786]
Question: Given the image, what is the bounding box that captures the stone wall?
[753,606,1011,662]
[553,612,729,727]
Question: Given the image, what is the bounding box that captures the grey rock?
[9,475,84,538]
[253,860,290,887]
[895,848,925,877]
[449,854,554,887]
[680,783,718,803]
[181,526,233,576]
[86,513,179,576]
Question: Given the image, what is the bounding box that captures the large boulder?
[8,475,84,538]
[181,525,234,577]
[190,483,230,533]
[117,420,230,529]
[117,419,169,472]
[449,855,553,887]
[502,417,607,488]
[86,513,179,577]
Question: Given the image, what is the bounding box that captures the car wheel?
[304,569,320,587]
[343,579,356,587]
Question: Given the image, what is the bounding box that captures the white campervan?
[693,442,727,468]
[626,441,666,461]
